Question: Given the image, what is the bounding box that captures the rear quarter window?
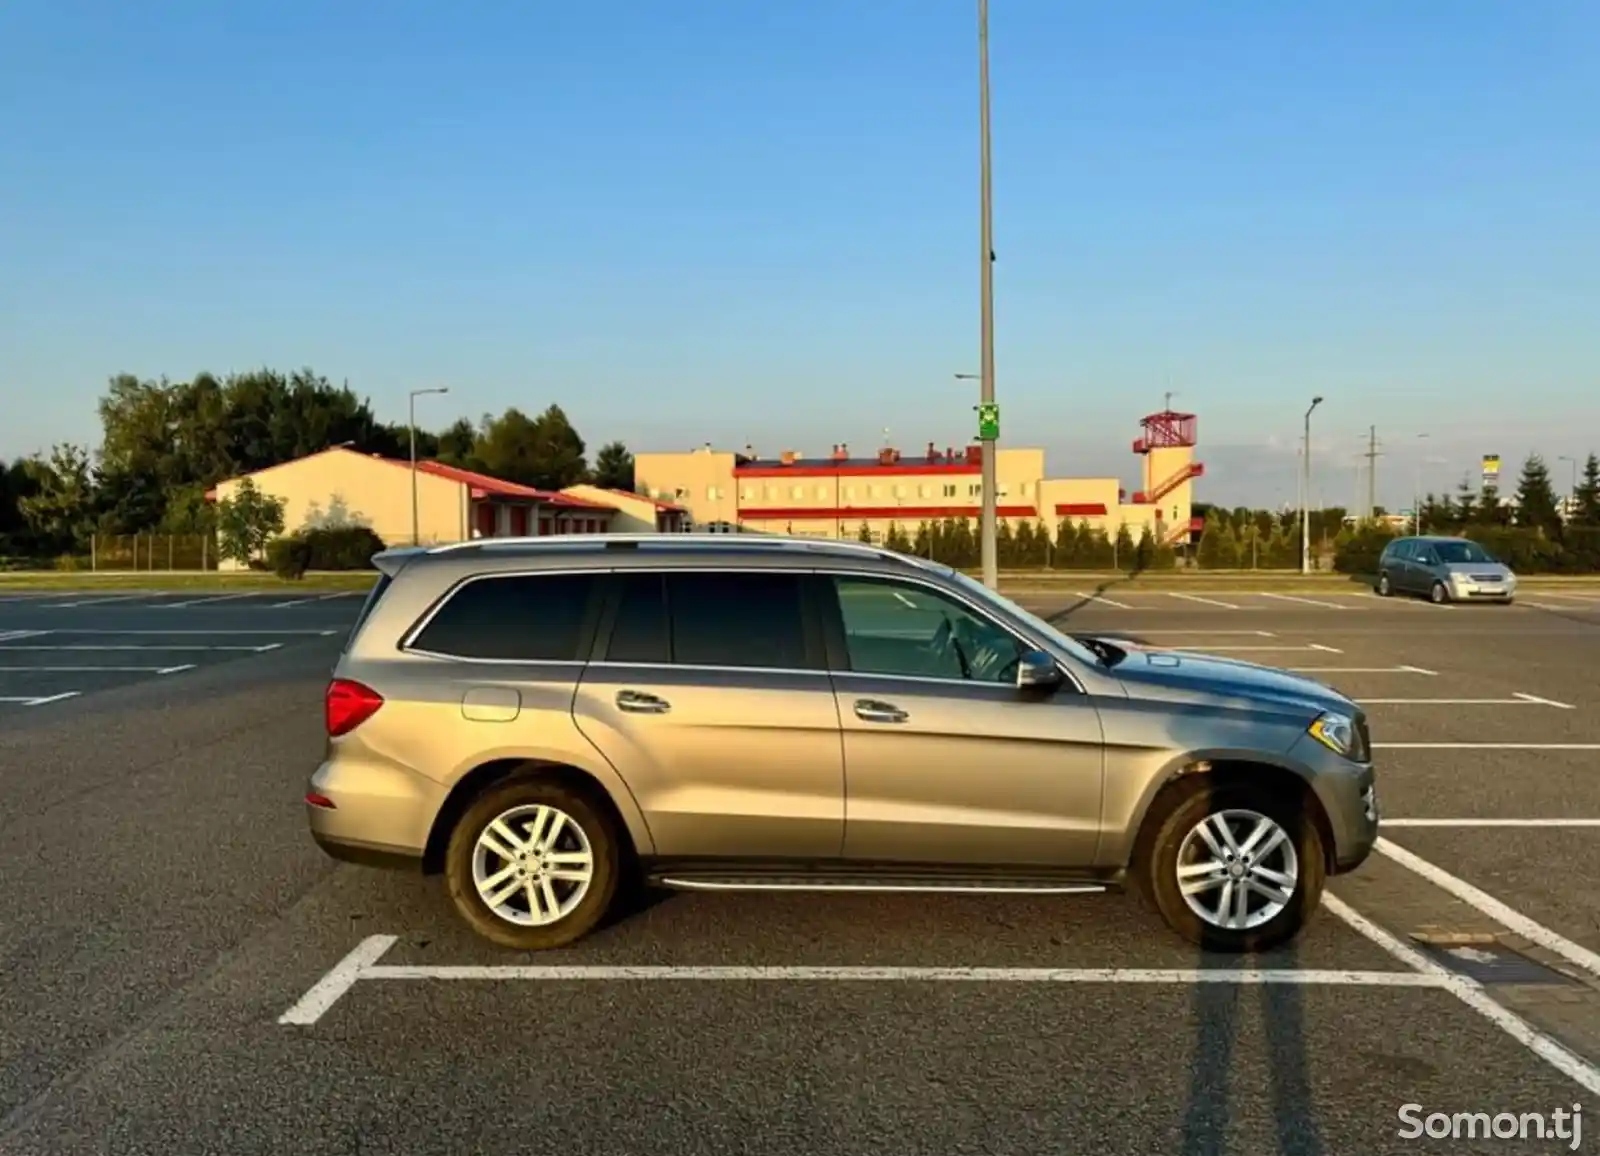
[344,573,393,651]
[405,572,603,661]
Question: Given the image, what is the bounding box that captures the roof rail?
[422,533,899,559]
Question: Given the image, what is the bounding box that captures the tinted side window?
[409,573,599,660]
[1390,540,1414,561]
[665,571,812,669]
[605,572,671,663]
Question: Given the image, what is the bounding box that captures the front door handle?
[854,699,908,723]
[617,689,671,714]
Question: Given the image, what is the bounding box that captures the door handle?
[854,699,908,723]
[616,690,671,714]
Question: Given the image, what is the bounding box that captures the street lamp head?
[1311,396,1323,407]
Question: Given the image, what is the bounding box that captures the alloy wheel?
[471,803,596,926]
[1174,809,1299,931]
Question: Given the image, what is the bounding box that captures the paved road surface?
[1,590,1597,1154]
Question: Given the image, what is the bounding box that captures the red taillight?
[305,791,336,809]
[325,678,383,737]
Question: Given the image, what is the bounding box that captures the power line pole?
[1363,425,1381,521]
[976,0,998,589]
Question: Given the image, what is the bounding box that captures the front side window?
[1433,539,1494,564]
[832,576,1024,683]
[407,573,599,660]
[604,570,813,670]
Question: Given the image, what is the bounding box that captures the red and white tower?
[1131,410,1204,544]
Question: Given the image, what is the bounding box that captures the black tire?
[1429,580,1449,605]
[444,777,621,950]
[1141,778,1326,954]
[1375,572,1391,597]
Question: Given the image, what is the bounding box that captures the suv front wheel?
[1142,780,1326,953]
[445,779,621,950]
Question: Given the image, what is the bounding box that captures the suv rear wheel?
[444,779,620,950]
[1375,572,1391,596]
[1142,780,1325,953]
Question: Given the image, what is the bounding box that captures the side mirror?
[1016,649,1063,690]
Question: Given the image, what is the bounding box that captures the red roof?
[202,446,615,512]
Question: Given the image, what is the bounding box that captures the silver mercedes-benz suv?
[305,534,1379,953]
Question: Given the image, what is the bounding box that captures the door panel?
[573,664,845,859]
[834,673,1105,865]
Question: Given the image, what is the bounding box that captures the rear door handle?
[854,699,908,723]
[617,690,671,714]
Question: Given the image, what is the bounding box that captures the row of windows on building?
[405,570,1023,683]
[661,482,1022,503]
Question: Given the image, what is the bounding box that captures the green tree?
[1514,454,1562,536]
[1573,453,1600,527]
[434,417,482,469]
[857,521,873,543]
[215,478,286,566]
[884,521,913,552]
[1195,509,1232,569]
[995,519,1016,566]
[591,441,635,490]
[1112,522,1135,570]
[18,444,97,551]
[1054,520,1082,567]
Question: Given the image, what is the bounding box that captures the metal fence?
[51,534,217,572]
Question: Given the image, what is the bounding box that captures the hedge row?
[265,526,387,578]
[1332,524,1600,575]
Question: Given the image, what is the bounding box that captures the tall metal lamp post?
[975,0,998,589]
[1301,396,1323,574]
[1413,432,1429,534]
[409,386,449,545]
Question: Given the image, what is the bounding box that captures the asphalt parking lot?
[1,587,1598,1154]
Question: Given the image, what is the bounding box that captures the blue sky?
[2,0,1595,507]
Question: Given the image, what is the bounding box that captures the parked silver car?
[1375,535,1516,604]
[306,534,1380,954]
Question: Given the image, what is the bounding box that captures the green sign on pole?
[977,403,1000,441]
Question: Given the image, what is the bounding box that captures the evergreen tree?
[1514,454,1562,536]
[1453,476,1478,527]
[996,519,1016,566]
[1112,523,1135,570]
[1196,509,1231,569]
[912,521,933,558]
[857,521,873,543]
[1055,519,1082,567]
[1574,454,1600,527]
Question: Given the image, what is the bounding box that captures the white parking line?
[0,692,80,706]
[1072,591,1132,609]
[0,630,47,643]
[271,592,358,608]
[1364,695,1573,707]
[1261,593,1350,610]
[41,594,152,608]
[1375,837,1600,982]
[275,931,1439,1027]
[0,644,286,652]
[0,665,196,673]
[1166,593,1241,609]
[36,629,335,635]
[1324,893,1600,1096]
[1125,630,1275,637]
[1375,742,1600,750]
[1177,644,1344,654]
[1288,666,1436,675]
[1382,818,1600,828]
[159,593,261,608]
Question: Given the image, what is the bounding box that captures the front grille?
[1470,573,1503,583]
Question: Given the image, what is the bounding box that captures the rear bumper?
[305,754,446,869]
[312,830,425,872]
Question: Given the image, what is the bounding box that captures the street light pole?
[1301,396,1323,574]
[408,386,450,545]
[976,0,998,589]
[1414,432,1429,535]
[1559,455,1578,519]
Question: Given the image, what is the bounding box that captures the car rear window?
[407,573,601,661]
[344,573,393,651]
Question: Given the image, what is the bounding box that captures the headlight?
[1308,711,1358,758]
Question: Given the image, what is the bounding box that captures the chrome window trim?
[397,561,1087,695]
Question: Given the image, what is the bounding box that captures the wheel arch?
[423,756,654,875]
[1125,754,1336,878]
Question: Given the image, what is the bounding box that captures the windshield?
[944,568,1106,667]
[1432,540,1496,565]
